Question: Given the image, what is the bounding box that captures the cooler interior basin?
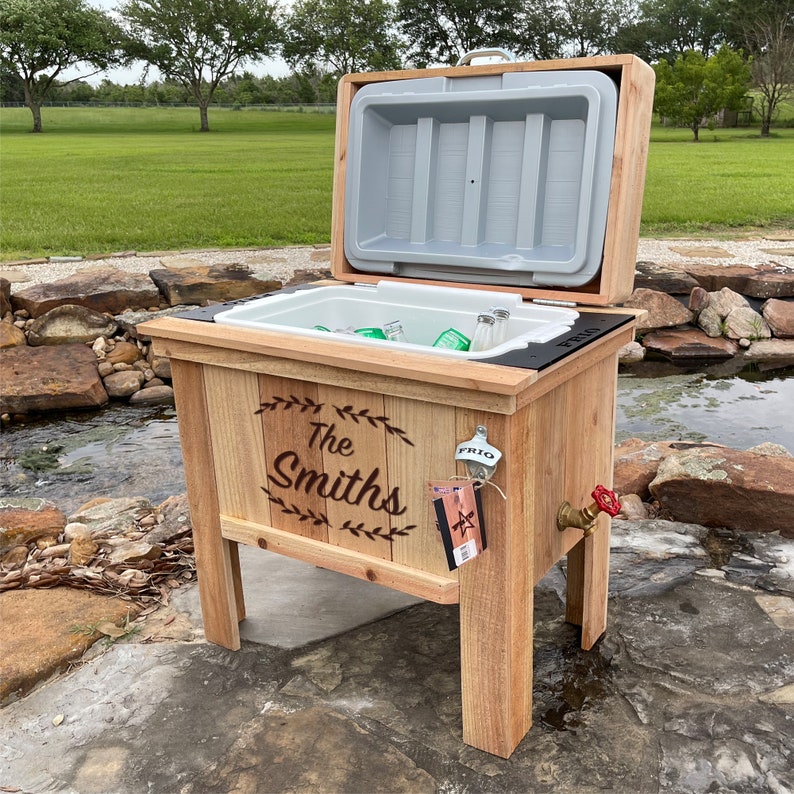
[344,70,618,288]
[213,281,578,360]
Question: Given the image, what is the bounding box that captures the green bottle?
[354,327,388,340]
[432,328,470,351]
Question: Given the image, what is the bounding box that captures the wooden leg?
[565,516,610,650]
[171,359,242,650]
[228,540,246,622]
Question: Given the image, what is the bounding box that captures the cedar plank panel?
[203,366,271,525]
[385,395,460,579]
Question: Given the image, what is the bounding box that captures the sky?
[62,0,291,85]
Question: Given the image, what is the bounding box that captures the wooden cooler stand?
[142,55,655,758]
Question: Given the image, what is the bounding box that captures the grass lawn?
[642,125,794,236]
[0,107,337,259]
[1,106,792,259]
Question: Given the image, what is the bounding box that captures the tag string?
[448,473,507,500]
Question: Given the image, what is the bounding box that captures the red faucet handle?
[592,485,621,517]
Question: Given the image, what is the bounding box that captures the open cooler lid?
[345,70,617,289]
[331,55,655,307]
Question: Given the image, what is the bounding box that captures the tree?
[119,0,279,131]
[653,46,751,140]
[559,0,634,57]
[737,1,794,136]
[621,0,724,63]
[396,0,525,67]
[0,0,126,132]
[282,0,402,76]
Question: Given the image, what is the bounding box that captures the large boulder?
[633,262,698,294]
[723,306,771,341]
[0,343,108,414]
[613,438,725,500]
[707,287,749,319]
[641,328,738,360]
[649,447,794,537]
[148,263,280,307]
[623,288,693,332]
[742,339,794,367]
[26,304,118,346]
[762,299,794,338]
[685,264,794,299]
[0,498,67,555]
[11,267,160,318]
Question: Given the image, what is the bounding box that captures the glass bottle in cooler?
[488,306,510,346]
[383,320,407,342]
[469,312,496,352]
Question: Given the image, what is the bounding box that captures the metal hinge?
[532,298,578,308]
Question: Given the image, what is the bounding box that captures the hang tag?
[454,425,502,482]
[428,480,487,571]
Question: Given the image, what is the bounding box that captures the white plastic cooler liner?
[213,281,578,360]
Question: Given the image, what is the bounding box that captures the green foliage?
[119,0,280,130]
[396,0,526,67]
[282,0,402,75]
[0,0,126,131]
[653,46,751,140]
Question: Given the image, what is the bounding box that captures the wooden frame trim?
[221,516,461,605]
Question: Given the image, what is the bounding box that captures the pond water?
[2,362,792,514]
[617,360,794,451]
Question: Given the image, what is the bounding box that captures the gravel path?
[2,235,793,293]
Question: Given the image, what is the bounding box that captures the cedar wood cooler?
[141,54,655,758]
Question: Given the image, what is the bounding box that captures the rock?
[723,306,771,341]
[0,343,108,415]
[103,370,145,398]
[685,264,763,292]
[97,361,115,377]
[25,304,118,346]
[685,264,794,300]
[618,340,645,363]
[649,447,794,538]
[104,340,141,365]
[0,499,67,555]
[742,269,794,299]
[669,245,733,259]
[688,286,709,316]
[150,356,172,379]
[285,268,332,287]
[616,493,649,520]
[144,493,191,545]
[696,305,724,338]
[707,287,749,319]
[1,545,29,569]
[632,262,698,294]
[742,339,794,367]
[142,377,165,388]
[1,278,12,316]
[107,540,161,564]
[0,320,27,348]
[11,267,160,318]
[69,496,150,524]
[623,288,693,332]
[613,439,725,500]
[114,305,193,340]
[641,328,738,360]
[69,535,99,565]
[0,588,136,704]
[747,442,791,457]
[128,385,175,405]
[148,263,280,307]
[762,298,794,338]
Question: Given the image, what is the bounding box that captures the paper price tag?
[427,479,487,571]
